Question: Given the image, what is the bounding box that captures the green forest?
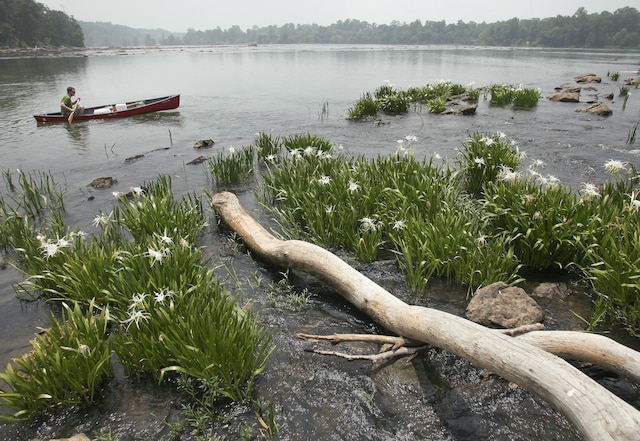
[1,0,639,49]
[0,0,83,47]
[172,7,639,49]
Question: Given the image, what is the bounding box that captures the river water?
[1,45,640,440]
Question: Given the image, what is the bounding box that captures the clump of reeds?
[347,80,478,120]
[257,132,640,336]
[489,84,541,108]
[207,145,254,186]
[0,174,273,423]
[0,302,111,421]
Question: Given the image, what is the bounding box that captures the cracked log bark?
[211,191,640,441]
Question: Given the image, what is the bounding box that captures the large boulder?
[465,282,545,328]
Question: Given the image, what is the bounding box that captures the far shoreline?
[0,46,89,59]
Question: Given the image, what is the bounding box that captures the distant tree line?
[0,0,83,47]
[1,2,639,50]
[79,21,172,48]
[170,7,639,49]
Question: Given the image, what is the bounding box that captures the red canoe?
[34,94,180,123]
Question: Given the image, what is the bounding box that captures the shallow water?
[1,45,640,440]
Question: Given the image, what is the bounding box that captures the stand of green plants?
[2,127,640,431]
[0,173,273,428]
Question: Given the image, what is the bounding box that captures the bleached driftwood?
[211,191,640,441]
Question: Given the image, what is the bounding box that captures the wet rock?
[49,434,90,441]
[576,102,612,116]
[574,73,601,83]
[547,92,580,102]
[564,85,582,93]
[187,155,208,165]
[466,282,545,328]
[89,176,117,188]
[602,92,614,100]
[444,104,478,115]
[624,77,639,86]
[194,139,215,149]
[456,104,477,115]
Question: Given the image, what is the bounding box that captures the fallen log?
[211,191,640,441]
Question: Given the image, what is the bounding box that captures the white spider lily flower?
[392,219,406,230]
[129,292,148,310]
[41,241,60,258]
[92,211,112,228]
[497,166,520,182]
[122,309,150,330]
[347,181,360,192]
[359,217,377,231]
[147,247,168,265]
[405,135,418,143]
[629,191,640,211]
[318,175,331,185]
[604,159,627,174]
[154,289,174,305]
[475,235,488,246]
[77,344,91,357]
[580,183,600,199]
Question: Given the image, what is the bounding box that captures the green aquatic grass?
[347,81,478,120]
[254,132,283,163]
[0,302,111,422]
[282,132,334,154]
[0,174,274,422]
[346,92,380,120]
[207,146,255,186]
[490,84,541,108]
[512,87,542,107]
[454,131,524,194]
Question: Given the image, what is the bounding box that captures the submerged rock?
[466,282,545,328]
[124,154,144,163]
[187,155,208,165]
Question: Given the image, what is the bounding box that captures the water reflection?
[64,123,90,149]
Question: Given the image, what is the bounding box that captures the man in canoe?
[60,86,84,123]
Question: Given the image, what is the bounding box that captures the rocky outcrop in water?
[465,282,545,328]
[194,139,215,149]
[576,102,613,116]
[89,176,117,188]
[547,91,580,102]
[574,73,601,83]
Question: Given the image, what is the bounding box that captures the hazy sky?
[38,0,634,33]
